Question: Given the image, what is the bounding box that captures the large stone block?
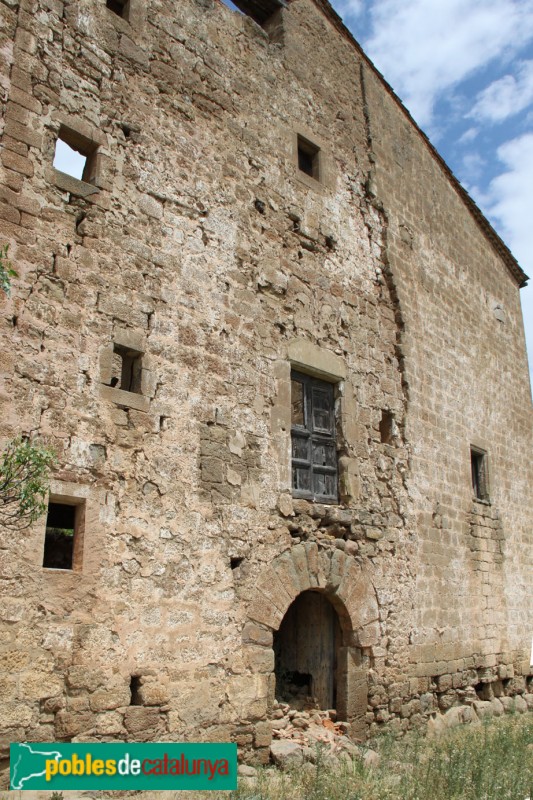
[55,711,94,738]
[18,671,63,701]
[123,707,161,735]
[242,622,273,647]
[243,645,275,674]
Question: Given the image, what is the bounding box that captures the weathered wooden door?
[274,590,342,709]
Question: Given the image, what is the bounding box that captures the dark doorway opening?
[274,590,342,712]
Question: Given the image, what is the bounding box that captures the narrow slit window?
[43,501,84,570]
[297,135,320,181]
[130,676,142,705]
[471,447,489,502]
[53,126,98,184]
[111,343,143,394]
[106,0,130,19]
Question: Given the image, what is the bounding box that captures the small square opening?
[111,344,143,394]
[297,135,320,181]
[106,0,130,19]
[43,501,84,570]
[53,126,98,184]
[471,447,489,502]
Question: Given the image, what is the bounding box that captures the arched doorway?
[274,589,345,716]
[244,543,377,740]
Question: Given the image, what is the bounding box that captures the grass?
[224,714,532,800]
[0,717,529,800]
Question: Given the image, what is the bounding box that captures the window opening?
[111,343,143,394]
[106,0,130,19]
[297,135,320,181]
[379,410,394,444]
[53,127,98,184]
[471,447,489,502]
[43,501,82,570]
[221,0,286,29]
[53,140,86,181]
[130,675,142,705]
[291,371,337,502]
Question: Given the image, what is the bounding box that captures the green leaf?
[0,437,56,529]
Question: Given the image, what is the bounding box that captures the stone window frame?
[112,342,143,395]
[470,444,490,504]
[99,328,152,413]
[292,128,332,192]
[47,113,110,199]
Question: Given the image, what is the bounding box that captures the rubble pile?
[269,700,377,770]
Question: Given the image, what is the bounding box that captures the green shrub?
[0,437,56,529]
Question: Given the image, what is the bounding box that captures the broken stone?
[270,740,304,770]
[238,764,258,777]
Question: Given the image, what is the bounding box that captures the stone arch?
[243,543,378,738]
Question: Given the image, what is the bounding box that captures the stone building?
[0,0,532,771]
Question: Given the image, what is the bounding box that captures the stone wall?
[0,0,531,775]
[362,57,533,705]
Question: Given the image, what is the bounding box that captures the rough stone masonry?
[0,0,532,777]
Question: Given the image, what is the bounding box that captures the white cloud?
[483,133,533,272]
[462,152,486,182]
[362,0,533,128]
[478,133,533,381]
[333,0,364,19]
[469,60,533,123]
[458,127,479,145]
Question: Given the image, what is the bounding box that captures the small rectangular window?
[471,447,489,502]
[43,500,84,570]
[222,0,285,30]
[291,372,337,502]
[379,410,394,444]
[297,135,320,181]
[106,0,130,19]
[111,343,143,394]
[53,126,98,185]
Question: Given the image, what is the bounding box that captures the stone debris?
[270,695,533,768]
[269,700,376,769]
